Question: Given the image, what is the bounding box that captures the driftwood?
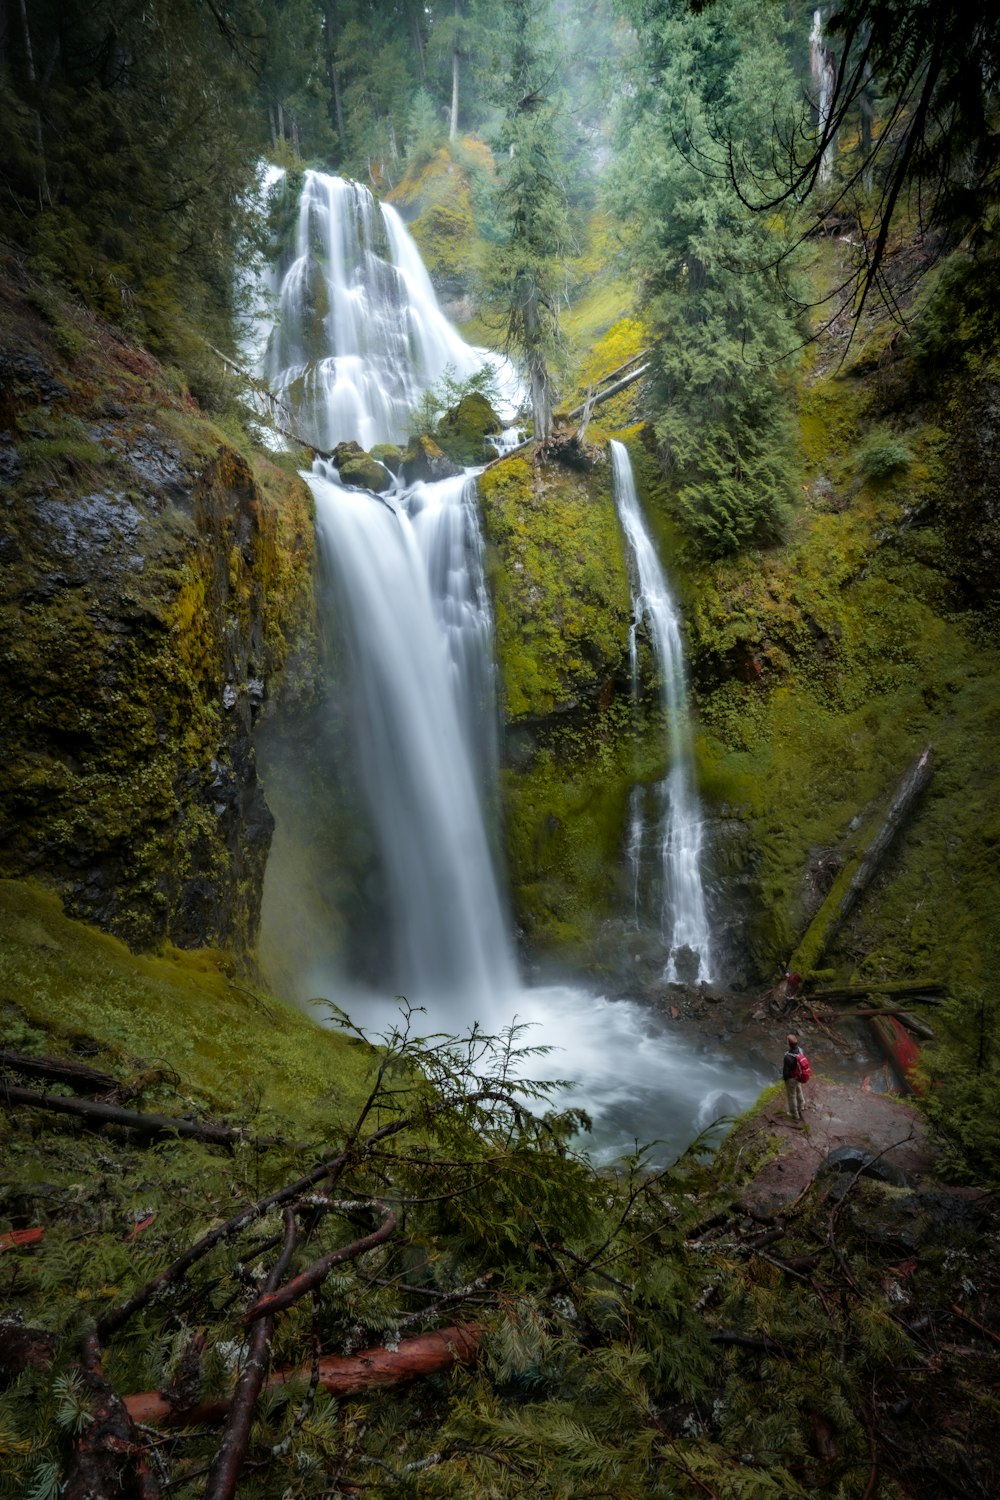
[790,746,934,973]
[0,1048,118,1093]
[123,1324,482,1428]
[0,1084,270,1148]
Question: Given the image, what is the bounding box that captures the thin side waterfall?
[810,8,837,185]
[257,173,769,1158]
[610,441,713,983]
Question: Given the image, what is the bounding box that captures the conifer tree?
[479,0,572,439]
[613,0,803,557]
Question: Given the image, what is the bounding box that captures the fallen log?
[0,1084,270,1148]
[854,1007,936,1041]
[0,1048,119,1093]
[562,363,651,422]
[810,981,945,1004]
[869,1014,924,1094]
[123,1323,482,1428]
[790,746,934,973]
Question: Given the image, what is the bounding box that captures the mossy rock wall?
[0,270,318,955]
[479,448,666,955]
[677,317,1000,991]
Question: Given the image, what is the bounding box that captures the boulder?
[332,441,394,493]
[401,434,462,484]
[370,443,404,476]
[435,391,503,465]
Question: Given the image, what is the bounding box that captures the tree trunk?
[449,0,461,141]
[16,0,49,204]
[790,746,934,973]
[322,1,347,152]
[124,1324,481,1427]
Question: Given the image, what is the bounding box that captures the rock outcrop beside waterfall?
[0,268,318,954]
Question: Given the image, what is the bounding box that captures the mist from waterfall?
[611,441,713,983]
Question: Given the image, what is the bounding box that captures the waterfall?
[257,173,766,1158]
[809,8,837,185]
[307,463,515,1018]
[610,441,713,983]
[262,169,508,451]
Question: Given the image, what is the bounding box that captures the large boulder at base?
[401,434,463,484]
[332,440,393,493]
[435,391,503,465]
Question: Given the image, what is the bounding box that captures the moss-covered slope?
[670,275,1000,991]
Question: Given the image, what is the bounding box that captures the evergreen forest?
[2,2,1000,1496]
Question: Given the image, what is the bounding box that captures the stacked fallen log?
[790,746,934,975]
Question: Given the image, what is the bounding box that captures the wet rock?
[435,391,502,465]
[819,1144,912,1188]
[332,440,394,493]
[401,433,462,484]
[370,443,404,476]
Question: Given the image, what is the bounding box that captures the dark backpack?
[795,1051,812,1084]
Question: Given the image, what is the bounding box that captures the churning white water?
[611,441,713,983]
[260,175,765,1159]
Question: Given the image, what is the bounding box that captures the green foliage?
[611,0,804,557]
[856,428,914,483]
[477,0,574,437]
[406,362,503,440]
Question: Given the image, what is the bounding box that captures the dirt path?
[735,1079,938,1217]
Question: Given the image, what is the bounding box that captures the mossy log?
[790,745,934,973]
[0,1048,118,1094]
[123,1324,481,1427]
[842,1007,936,1040]
[1,1084,274,1147]
[810,981,945,1003]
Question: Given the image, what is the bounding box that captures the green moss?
[684,338,1000,984]
[479,449,659,952]
[478,453,632,720]
[0,878,372,1131]
[0,271,319,957]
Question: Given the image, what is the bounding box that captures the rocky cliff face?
[0,261,317,956]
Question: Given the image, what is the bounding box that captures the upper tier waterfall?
[611,441,713,984]
[261,169,506,451]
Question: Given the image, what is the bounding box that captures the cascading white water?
[307,463,515,1017]
[262,169,511,450]
[258,173,770,1159]
[611,441,713,983]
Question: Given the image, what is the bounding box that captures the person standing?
[783,1033,807,1123]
